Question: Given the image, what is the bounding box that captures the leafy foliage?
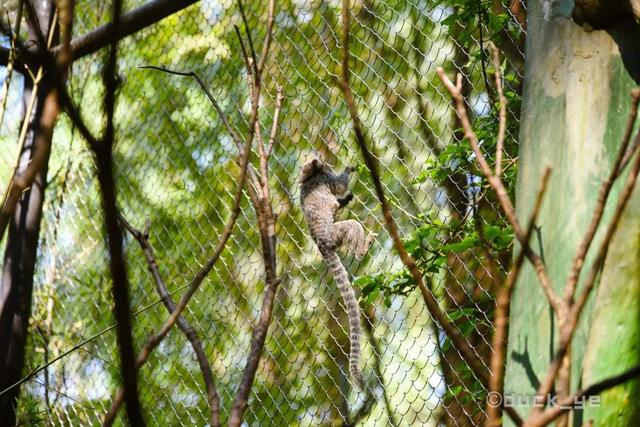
[356,210,514,303]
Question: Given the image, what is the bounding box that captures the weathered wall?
[505,0,640,424]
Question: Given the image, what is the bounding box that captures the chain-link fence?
[0,0,525,425]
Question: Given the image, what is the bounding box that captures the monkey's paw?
[337,192,354,208]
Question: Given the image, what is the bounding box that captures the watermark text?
[486,392,601,409]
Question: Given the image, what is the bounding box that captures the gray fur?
[300,158,375,390]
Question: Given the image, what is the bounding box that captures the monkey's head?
[299,157,326,183]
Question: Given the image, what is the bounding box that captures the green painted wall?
[504,1,640,424]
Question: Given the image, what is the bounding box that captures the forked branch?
[119,216,222,427]
[137,5,282,425]
[101,108,253,426]
[228,1,283,425]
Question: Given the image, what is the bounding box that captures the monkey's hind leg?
[334,220,375,259]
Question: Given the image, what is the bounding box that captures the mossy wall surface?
[505,1,640,424]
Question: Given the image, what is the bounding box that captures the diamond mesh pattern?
[0,0,525,425]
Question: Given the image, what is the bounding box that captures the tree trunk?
[505,1,640,424]
[0,1,55,424]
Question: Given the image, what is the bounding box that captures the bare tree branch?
[339,0,478,391]
[119,216,221,427]
[0,0,199,71]
[267,86,283,157]
[67,0,198,60]
[544,88,640,425]
[439,56,640,426]
[105,3,282,422]
[236,0,258,78]
[140,65,263,202]
[256,0,275,75]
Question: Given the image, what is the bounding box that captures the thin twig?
[256,0,275,74]
[140,67,244,145]
[236,0,258,78]
[233,25,252,83]
[119,216,221,427]
[477,7,494,109]
[255,119,267,190]
[491,45,507,178]
[0,0,23,129]
[140,65,263,204]
[267,85,283,157]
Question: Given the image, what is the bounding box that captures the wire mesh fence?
[0,0,525,425]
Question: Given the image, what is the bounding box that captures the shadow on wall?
[607,18,640,83]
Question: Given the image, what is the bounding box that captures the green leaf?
[441,234,479,253]
[450,385,463,397]
[448,308,476,321]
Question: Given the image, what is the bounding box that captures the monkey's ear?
[300,158,322,183]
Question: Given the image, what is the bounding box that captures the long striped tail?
[324,250,364,390]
